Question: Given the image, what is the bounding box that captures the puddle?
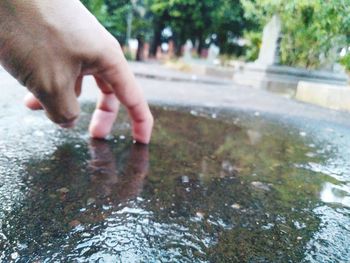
[0,104,349,262]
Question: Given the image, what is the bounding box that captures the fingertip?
[89,126,108,139]
[58,118,78,129]
[24,93,43,110]
[132,113,154,144]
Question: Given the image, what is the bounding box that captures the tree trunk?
[136,35,144,61]
[150,24,162,57]
[197,34,204,57]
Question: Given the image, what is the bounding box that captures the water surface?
[0,104,349,262]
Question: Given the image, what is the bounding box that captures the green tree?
[149,0,248,56]
[82,0,150,46]
[82,0,249,57]
[149,0,212,55]
[242,0,350,69]
[211,0,248,55]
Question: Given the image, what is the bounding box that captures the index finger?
[95,43,153,144]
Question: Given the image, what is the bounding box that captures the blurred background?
[81,0,350,71]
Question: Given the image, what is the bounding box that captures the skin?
[0,0,154,144]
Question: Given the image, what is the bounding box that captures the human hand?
[0,0,153,143]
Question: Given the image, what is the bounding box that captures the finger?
[89,76,119,139]
[96,43,153,144]
[24,76,83,112]
[24,92,43,110]
[75,75,83,97]
[30,78,80,128]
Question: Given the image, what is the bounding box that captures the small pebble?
[181,175,190,183]
[102,205,110,211]
[56,187,69,194]
[231,203,241,209]
[196,212,204,219]
[251,181,271,191]
[69,220,81,228]
[11,252,19,260]
[87,198,95,205]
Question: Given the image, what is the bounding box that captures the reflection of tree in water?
[145,108,327,262]
[1,106,336,262]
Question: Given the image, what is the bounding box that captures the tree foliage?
[81,0,350,69]
[82,0,147,45]
[242,0,350,69]
[149,0,247,55]
[82,0,248,55]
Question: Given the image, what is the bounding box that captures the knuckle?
[50,107,80,124]
[18,69,34,88]
[29,85,50,103]
[30,82,80,124]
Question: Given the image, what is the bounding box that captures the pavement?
[1,62,350,129]
[129,62,350,129]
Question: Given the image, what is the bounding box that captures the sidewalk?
[129,62,231,85]
[2,63,350,129]
[90,62,350,128]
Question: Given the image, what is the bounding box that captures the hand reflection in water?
[88,139,149,203]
